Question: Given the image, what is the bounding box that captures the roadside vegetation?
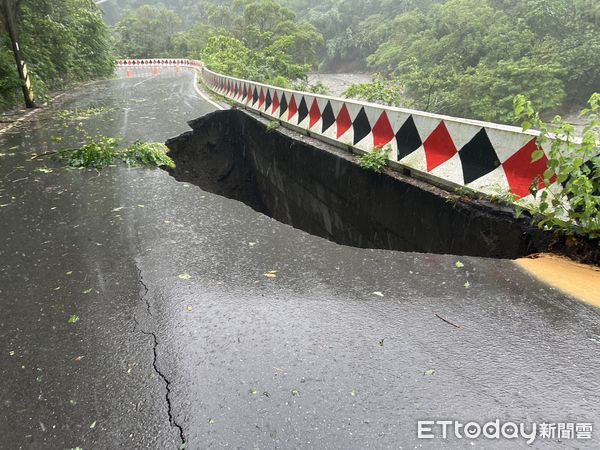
[514,93,600,239]
[0,0,114,111]
[357,147,390,174]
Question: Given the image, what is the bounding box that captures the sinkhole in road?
[165,109,550,259]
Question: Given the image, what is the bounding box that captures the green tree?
[201,35,253,79]
[452,59,566,123]
[0,37,20,109]
[0,0,114,111]
[114,5,182,58]
[201,34,311,87]
[0,0,35,107]
[351,0,577,122]
[491,0,600,106]
[171,23,227,59]
[170,0,321,86]
[343,74,406,107]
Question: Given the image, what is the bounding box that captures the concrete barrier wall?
[116,59,203,69]
[115,59,552,201]
[201,68,555,201]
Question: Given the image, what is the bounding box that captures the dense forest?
[0,0,114,111]
[105,0,599,123]
[1,0,598,124]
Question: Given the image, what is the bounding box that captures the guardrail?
[115,59,551,200]
[116,59,203,68]
[201,68,555,200]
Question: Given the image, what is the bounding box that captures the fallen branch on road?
[435,313,461,329]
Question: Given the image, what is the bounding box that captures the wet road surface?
[1,68,599,449]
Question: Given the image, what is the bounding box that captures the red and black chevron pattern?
[116,59,202,68]
[203,68,553,200]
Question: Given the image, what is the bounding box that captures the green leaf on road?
[68,315,80,324]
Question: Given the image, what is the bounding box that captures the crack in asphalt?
[147,331,186,447]
[137,267,152,317]
[134,264,186,448]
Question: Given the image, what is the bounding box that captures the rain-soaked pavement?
[1,68,600,450]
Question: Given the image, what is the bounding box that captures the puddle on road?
[517,255,600,308]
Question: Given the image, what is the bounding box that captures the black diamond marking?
[265,90,272,111]
[242,85,247,101]
[252,87,259,105]
[321,102,335,133]
[458,129,501,184]
[298,97,309,124]
[279,93,288,117]
[396,116,422,160]
[233,83,238,97]
[353,108,371,145]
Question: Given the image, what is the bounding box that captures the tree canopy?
[326,0,598,123]
[0,0,114,110]
[114,5,182,58]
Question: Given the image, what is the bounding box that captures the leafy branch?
[53,135,175,170]
[514,93,600,238]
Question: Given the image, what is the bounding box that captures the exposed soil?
[165,108,600,264]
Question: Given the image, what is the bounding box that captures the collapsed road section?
[165,109,594,260]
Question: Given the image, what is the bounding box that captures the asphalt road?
[1,68,599,449]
